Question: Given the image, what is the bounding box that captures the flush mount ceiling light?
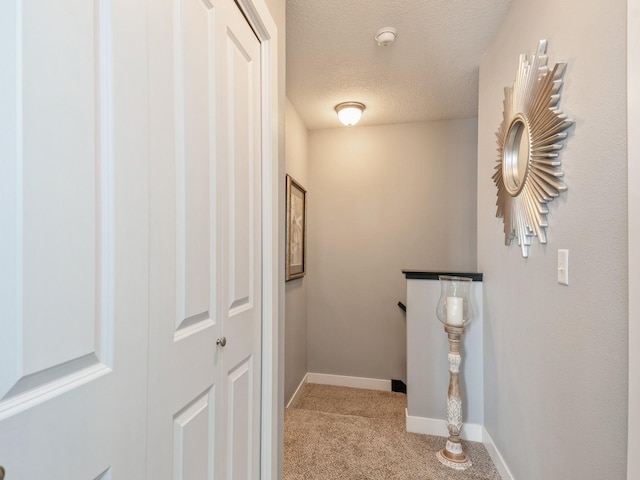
[335,102,365,126]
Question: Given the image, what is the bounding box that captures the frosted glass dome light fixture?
[335,102,365,126]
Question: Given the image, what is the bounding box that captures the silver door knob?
[216,337,227,347]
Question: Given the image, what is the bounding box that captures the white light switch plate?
[558,249,569,285]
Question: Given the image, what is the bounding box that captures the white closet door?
[146,0,220,478]
[214,0,262,478]
[146,0,262,478]
[0,0,149,479]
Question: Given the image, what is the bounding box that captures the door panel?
[177,0,214,334]
[1,0,110,401]
[226,31,256,313]
[172,387,216,480]
[0,0,149,478]
[227,358,253,480]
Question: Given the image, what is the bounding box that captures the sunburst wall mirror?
[493,40,573,257]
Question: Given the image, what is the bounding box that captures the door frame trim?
[232,0,280,478]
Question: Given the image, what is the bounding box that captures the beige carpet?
[284,384,501,480]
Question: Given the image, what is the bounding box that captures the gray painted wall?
[284,99,309,404]
[629,1,640,476]
[478,1,628,478]
[307,120,478,382]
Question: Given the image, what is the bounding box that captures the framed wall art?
[286,174,307,281]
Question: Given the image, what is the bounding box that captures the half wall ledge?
[403,269,484,442]
[402,270,483,282]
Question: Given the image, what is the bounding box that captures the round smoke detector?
[375,27,397,47]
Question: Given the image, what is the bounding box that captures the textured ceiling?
[286,0,512,130]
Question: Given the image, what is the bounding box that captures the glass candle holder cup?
[435,275,473,327]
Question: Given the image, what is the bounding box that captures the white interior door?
[146,0,262,478]
[146,0,221,477]
[0,0,149,479]
[215,1,263,478]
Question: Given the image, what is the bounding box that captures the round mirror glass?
[502,116,531,196]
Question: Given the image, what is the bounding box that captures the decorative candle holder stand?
[435,276,473,471]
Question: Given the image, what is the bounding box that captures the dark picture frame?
[286,174,307,281]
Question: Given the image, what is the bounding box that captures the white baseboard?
[306,373,391,391]
[482,426,515,480]
[286,373,309,409]
[405,409,483,442]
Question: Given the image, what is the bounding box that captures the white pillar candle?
[446,296,464,325]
